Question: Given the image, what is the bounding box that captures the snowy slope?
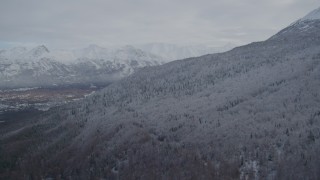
[269,8,320,41]
[301,7,320,21]
[0,42,231,88]
[2,7,320,180]
[0,45,163,88]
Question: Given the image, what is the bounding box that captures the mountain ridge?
[0,45,164,88]
[301,7,320,21]
[1,7,320,180]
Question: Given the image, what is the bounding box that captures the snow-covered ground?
[1,7,320,180]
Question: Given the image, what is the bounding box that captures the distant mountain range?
[0,43,235,89]
[2,6,320,180]
[0,45,164,88]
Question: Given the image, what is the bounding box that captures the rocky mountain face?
[1,8,320,180]
[0,45,164,89]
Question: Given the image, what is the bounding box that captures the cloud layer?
[0,0,318,49]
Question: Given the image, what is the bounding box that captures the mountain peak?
[29,45,49,58]
[32,45,49,53]
[301,7,320,21]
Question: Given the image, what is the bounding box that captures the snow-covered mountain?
[2,7,320,179]
[28,45,50,58]
[0,45,50,60]
[0,45,164,88]
[137,43,236,61]
[301,7,320,21]
[270,7,320,41]
[0,45,71,88]
[0,42,235,89]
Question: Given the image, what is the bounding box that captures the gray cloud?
[0,0,318,49]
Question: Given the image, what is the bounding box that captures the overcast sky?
[0,0,318,49]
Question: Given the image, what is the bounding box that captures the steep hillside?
[1,8,320,180]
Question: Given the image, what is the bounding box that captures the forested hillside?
[1,8,320,180]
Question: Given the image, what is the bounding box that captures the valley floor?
[0,85,104,113]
